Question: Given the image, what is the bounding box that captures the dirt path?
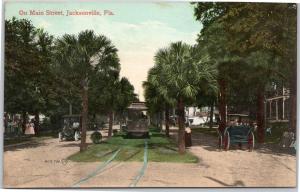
[3,127,297,188]
[3,127,149,188]
[188,132,296,187]
[147,127,296,187]
[4,131,91,188]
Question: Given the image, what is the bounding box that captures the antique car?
[123,102,149,138]
[58,115,81,141]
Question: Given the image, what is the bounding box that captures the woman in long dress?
[25,121,35,135]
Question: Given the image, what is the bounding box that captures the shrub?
[113,129,118,135]
[90,131,102,144]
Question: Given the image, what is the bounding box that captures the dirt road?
[144,128,296,187]
[3,127,296,188]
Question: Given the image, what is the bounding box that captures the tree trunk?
[69,103,72,115]
[165,104,170,137]
[209,102,214,129]
[22,112,27,134]
[218,79,227,133]
[156,113,159,128]
[289,61,296,133]
[256,87,265,143]
[80,85,88,152]
[177,97,185,154]
[160,111,163,132]
[108,110,113,138]
[34,112,39,135]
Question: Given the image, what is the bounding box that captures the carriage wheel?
[248,132,255,151]
[218,135,223,150]
[224,131,230,151]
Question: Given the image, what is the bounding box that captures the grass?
[68,127,198,163]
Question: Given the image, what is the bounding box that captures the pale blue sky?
[5,2,202,100]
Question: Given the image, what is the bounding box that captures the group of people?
[228,119,248,126]
[4,114,36,135]
[227,119,258,131]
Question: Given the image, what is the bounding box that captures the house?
[265,87,290,123]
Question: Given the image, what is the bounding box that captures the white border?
[0,0,298,192]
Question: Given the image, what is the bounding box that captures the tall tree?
[146,42,217,154]
[89,54,136,138]
[144,50,177,137]
[5,17,54,133]
[222,3,297,134]
[54,30,118,151]
[195,19,233,133]
[193,3,296,142]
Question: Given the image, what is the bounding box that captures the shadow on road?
[204,176,245,187]
[170,127,296,156]
[4,141,48,152]
[59,142,93,148]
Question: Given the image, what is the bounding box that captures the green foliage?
[5,18,136,134]
[192,3,296,116]
[265,122,289,144]
[68,128,198,163]
[90,131,102,144]
[5,17,55,115]
[193,2,296,81]
[144,41,217,112]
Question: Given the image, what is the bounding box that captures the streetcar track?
[74,147,143,187]
[72,148,121,187]
[129,139,148,187]
[71,138,149,187]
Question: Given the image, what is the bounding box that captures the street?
[3,127,296,188]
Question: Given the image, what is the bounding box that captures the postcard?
[3,0,297,189]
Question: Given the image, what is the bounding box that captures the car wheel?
[59,132,63,142]
[74,131,80,141]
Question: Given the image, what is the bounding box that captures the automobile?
[58,115,81,141]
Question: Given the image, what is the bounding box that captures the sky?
[5,1,202,101]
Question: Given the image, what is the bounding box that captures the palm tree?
[144,49,176,137]
[89,68,136,138]
[143,77,171,136]
[146,42,217,154]
[54,30,118,151]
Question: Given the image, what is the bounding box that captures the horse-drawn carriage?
[218,114,255,151]
[218,125,255,151]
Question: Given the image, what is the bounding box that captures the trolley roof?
[127,102,147,110]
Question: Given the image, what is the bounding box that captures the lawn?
[68,127,198,163]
